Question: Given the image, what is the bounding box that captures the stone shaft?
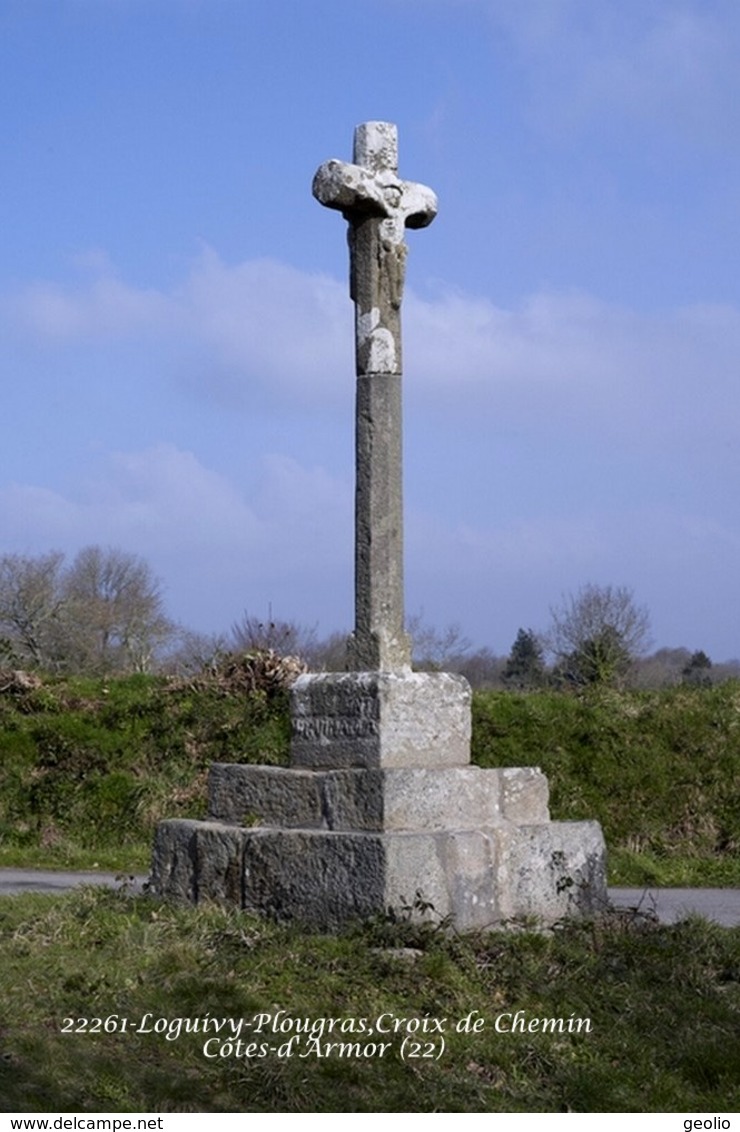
[312,122,437,671]
[352,372,408,670]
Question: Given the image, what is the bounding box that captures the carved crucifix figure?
[313,122,437,671]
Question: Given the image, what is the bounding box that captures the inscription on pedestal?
[292,717,381,741]
[290,671,472,770]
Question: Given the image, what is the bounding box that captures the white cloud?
[180,250,348,396]
[2,434,738,654]
[0,443,352,633]
[7,248,740,450]
[5,248,349,405]
[405,285,740,457]
[0,444,256,555]
[10,273,176,340]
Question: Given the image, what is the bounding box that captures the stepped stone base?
[207,763,549,831]
[150,670,608,930]
[151,818,606,931]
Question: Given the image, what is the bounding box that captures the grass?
[0,672,290,872]
[0,674,739,884]
[0,886,738,1113]
[2,676,739,1112]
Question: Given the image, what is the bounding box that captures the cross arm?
[313,160,390,218]
[312,160,438,231]
[399,181,438,230]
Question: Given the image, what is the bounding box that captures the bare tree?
[0,546,173,674]
[456,647,506,689]
[164,627,230,676]
[305,630,350,672]
[230,611,318,663]
[0,551,66,668]
[631,647,692,689]
[548,583,651,688]
[407,611,472,672]
[61,546,173,674]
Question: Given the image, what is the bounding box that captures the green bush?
[0,672,290,869]
[472,684,740,884]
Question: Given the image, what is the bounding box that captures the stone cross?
[313,122,437,671]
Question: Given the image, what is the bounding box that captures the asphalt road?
[0,869,148,896]
[1,870,739,926]
[607,887,740,927]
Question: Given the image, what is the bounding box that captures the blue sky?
[2,0,739,658]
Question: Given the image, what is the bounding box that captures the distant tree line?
[1,548,737,688]
[0,546,171,675]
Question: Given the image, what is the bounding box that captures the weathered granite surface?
[151,816,608,931]
[207,763,549,831]
[494,821,608,922]
[290,670,471,769]
[150,670,608,931]
[313,122,436,673]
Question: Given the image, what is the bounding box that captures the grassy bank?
[0,671,290,872]
[0,671,739,885]
[1,886,738,1112]
[473,685,740,886]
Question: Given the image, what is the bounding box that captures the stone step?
[151,818,607,931]
[207,763,550,832]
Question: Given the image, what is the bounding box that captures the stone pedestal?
[291,670,471,768]
[151,672,608,930]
